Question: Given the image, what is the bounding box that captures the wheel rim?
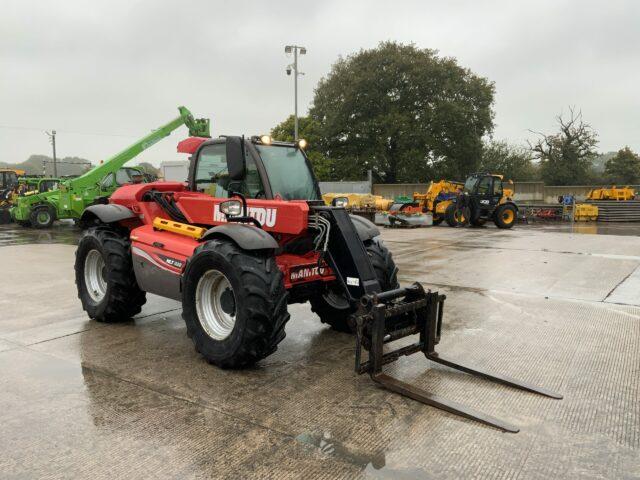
[37,211,50,225]
[455,210,465,223]
[196,269,237,341]
[502,209,515,223]
[84,249,107,303]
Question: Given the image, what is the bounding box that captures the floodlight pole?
[294,47,298,141]
[285,45,306,141]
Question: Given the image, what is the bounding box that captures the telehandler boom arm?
[11,106,210,227]
[61,106,210,191]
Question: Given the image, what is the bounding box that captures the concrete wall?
[326,180,639,204]
[319,181,371,194]
[512,182,545,202]
[372,183,427,198]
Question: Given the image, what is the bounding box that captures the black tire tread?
[446,204,470,227]
[30,205,55,229]
[445,204,458,227]
[494,204,517,229]
[183,239,290,368]
[75,226,146,322]
[309,238,399,332]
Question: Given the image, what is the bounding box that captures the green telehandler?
[11,106,210,228]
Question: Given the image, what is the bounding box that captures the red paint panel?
[131,224,199,273]
[177,137,208,154]
[277,252,335,289]
[174,195,309,235]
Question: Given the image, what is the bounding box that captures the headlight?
[219,199,243,216]
[260,135,272,145]
[331,197,348,208]
[297,138,308,149]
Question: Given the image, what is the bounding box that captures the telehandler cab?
[445,173,518,228]
[0,169,21,223]
[75,123,560,432]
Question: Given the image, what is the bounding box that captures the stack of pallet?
[584,199,640,222]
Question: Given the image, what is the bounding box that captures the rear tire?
[445,204,469,227]
[0,209,11,224]
[182,239,290,368]
[30,205,55,229]
[494,204,517,229]
[75,227,146,322]
[310,238,399,333]
[470,216,486,227]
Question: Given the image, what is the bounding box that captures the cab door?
[490,178,504,207]
[474,176,495,214]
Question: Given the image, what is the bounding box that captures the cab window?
[40,180,58,192]
[195,144,229,197]
[116,168,141,185]
[100,173,115,189]
[477,176,493,195]
[493,179,503,196]
[195,143,264,198]
[463,176,478,193]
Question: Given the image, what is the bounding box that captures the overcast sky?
[1,0,638,168]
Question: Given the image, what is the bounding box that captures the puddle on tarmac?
[0,222,81,247]
[295,431,430,479]
[521,221,640,236]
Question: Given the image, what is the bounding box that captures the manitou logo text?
[213,204,277,227]
[290,265,328,282]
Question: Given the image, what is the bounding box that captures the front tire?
[30,205,55,229]
[445,204,470,227]
[182,239,290,368]
[494,204,517,229]
[310,238,399,333]
[75,227,146,322]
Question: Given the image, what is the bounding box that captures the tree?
[308,41,495,182]
[604,147,640,184]
[270,115,334,180]
[479,140,537,181]
[530,108,598,185]
[135,161,160,177]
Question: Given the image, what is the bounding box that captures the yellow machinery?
[587,186,635,201]
[322,193,392,211]
[440,173,518,228]
[574,204,598,221]
[0,169,25,223]
[413,180,463,225]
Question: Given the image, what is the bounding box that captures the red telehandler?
[75,108,560,432]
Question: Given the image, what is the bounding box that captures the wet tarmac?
[1,221,639,479]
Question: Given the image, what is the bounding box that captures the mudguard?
[349,214,380,241]
[201,224,279,250]
[80,204,136,225]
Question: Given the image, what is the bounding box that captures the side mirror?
[225,136,247,181]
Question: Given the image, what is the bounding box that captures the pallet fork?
[354,283,562,433]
